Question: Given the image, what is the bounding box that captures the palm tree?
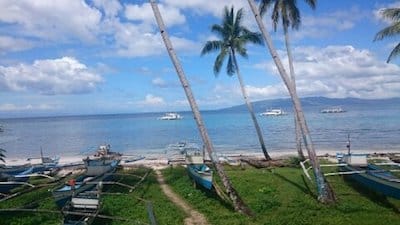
[374,7,400,63]
[201,6,271,161]
[148,0,253,215]
[259,0,316,160]
[247,0,335,203]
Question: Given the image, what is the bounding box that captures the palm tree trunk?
[231,49,271,160]
[247,0,335,203]
[149,0,253,215]
[283,26,305,161]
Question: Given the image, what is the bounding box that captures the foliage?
[201,6,263,76]
[374,7,400,62]
[163,165,400,225]
[0,167,186,225]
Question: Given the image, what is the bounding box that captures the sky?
[0,0,399,118]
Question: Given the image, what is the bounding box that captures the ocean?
[0,104,399,159]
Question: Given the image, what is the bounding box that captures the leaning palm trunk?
[247,0,335,203]
[231,49,271,160]
[283,27,305,161]
[149,0,253,215]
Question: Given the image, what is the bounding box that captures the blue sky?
[0,0,399,118]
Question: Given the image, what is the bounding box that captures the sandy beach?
[3,148,399,170]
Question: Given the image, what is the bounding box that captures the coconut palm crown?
[201,6,263,75]
[201,6,272,161]
[374,7,400,63]
[259,0,316,31]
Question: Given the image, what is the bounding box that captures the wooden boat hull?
[53,162,117,208]
[187,164,213,190]
[341,164,400,199]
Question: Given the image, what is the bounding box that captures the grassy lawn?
[162,164,400,225]
[0,167,186,225]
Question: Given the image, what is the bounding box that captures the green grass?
[0,167,186,225]
[162,165,400,225]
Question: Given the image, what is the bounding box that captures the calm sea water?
[0,106,399,158]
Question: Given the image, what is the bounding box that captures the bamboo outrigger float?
[301,135,400,199]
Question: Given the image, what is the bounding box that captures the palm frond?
[211,24,225,38]
[201,40,223,56]
[271,1,280,31]
[303,0,317,10]
[235,43,248,58]
[227,54,236,76]
[381,8,400,21]
[387,42,400,63]
[374,22,400,41]
[287,0,301,30]
[213,48,228,75]
[241,28,264,45]
[259,0,274,17]
[0,148,6,163]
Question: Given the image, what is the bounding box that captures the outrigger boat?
[53,144,120,208]
[62,182,102,225]
[1,150,59,195]
[301,135,400,199]
[185,145,213,190]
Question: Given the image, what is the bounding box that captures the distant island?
[217,96,400,113]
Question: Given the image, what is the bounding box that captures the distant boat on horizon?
[158,112,183,120]
[260,108,287,116]
[320,107,346,113]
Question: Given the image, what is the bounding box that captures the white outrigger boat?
[260,108,287,116]
[158,112,183,120]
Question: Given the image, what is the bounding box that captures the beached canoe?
[185,146,213,190]
[339,154,400,199]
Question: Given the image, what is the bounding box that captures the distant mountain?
[217,97,400,113]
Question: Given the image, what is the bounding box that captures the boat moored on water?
[158,112,183,120]
[320,107,346,113]
[259,108,287,116]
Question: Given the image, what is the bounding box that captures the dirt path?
[154,170,209,225]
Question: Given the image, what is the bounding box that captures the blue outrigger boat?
[53,144,120,208]
[338,154,400,199]
[185,146,213,190]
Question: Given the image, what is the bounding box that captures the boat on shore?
[53,144,120,208]
[158,112,183,120]
[260,108,287,116]
[185,146,213,190]
[320,107,346,113]
[338,154,400,199]
[1,150,59,194]
[62,182,102,225]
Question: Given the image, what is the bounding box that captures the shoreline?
[3,148,400,168]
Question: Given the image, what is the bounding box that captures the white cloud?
[0,36,34,54]
[288,7,366,40]
[139,94,165,106]
[0,0,102,42]
[0,57,103,95]
[0,103,57,111]
[255,45,400,99]
[125,3,185,27]
[152,77,167,87]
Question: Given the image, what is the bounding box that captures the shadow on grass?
[342,177,399,213]
[273,172,317,199]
